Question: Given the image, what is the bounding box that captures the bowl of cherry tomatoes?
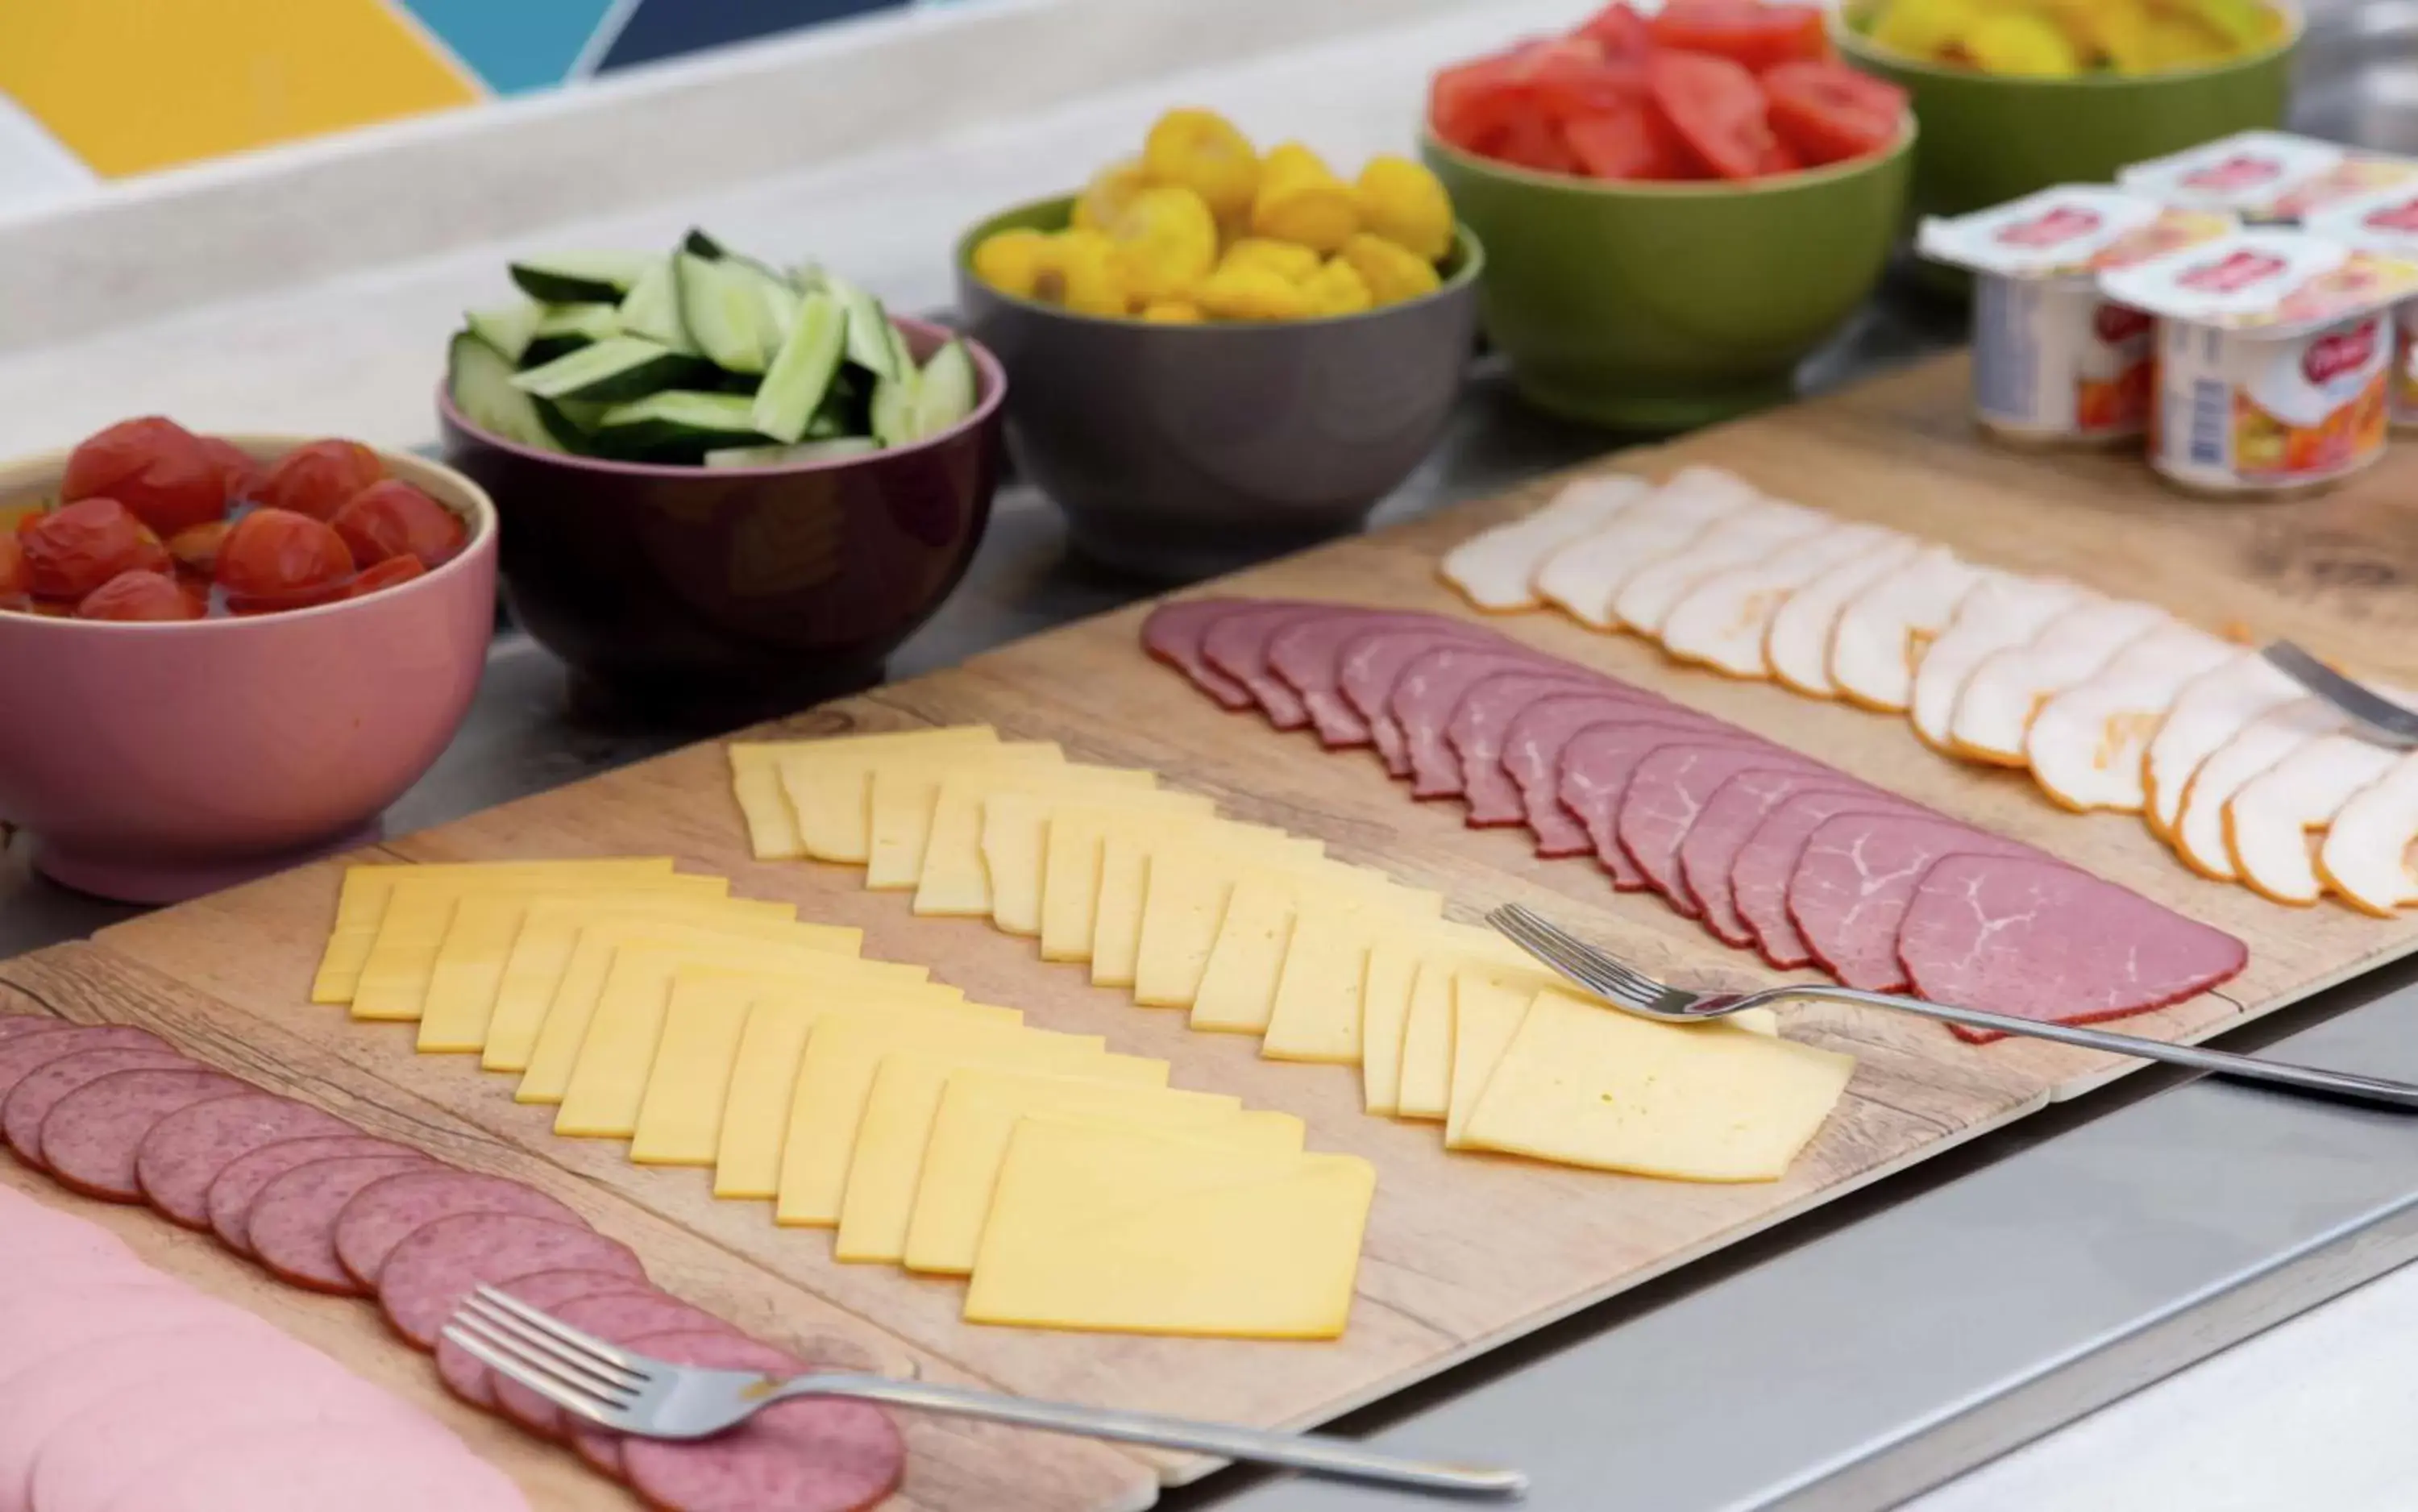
[0,417,497,903]
[1423,0,1913,430]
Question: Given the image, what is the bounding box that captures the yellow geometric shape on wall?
[0,0,481,179]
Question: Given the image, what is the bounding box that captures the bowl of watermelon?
[1424,1,1913,430]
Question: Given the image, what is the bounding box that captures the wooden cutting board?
[10,351,2418,1512]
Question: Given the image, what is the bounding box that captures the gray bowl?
[954,196,1482,581]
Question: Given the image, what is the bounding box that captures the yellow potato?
[1340,233,1440,307]
[1033,230,1127,317]
[1963,10,2085,74]
[971,229,1052,300]
[1072,157,1150,235]
[1143,109,1261,222]
[1301,258,1373,318]
[1354,156,1454,264]
[1140,300,1204,324]
[1218,237,1321,283]
[1100,184,1219,303]
[1194,264,1312,322]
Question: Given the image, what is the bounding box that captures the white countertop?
[2,3,2405,1506]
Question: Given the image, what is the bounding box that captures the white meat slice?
[1440,475,1648,612]
[1767,534,1921,698]
[2225,732,2401,905]
[1611,497,1833,635]
[2318,750,2418,915]
[2172,698,2345,881]
[1660,522,1901,679]
[2025,625,2238,812]
[1830,546,1987,712]
[2142,653,2305,838]
[1907,575,2087,753]
[1535,466,1761,629]
[1947,600,2174,766]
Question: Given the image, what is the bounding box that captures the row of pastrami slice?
[1143,599,2250,1037]
[0,1015,904,1512]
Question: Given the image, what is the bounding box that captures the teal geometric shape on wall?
[398,0,622,94]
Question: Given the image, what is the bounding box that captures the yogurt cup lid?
[2118,131,2418,221]
[2099,228,2418,332]
[1917,186,2233,279]
[2300,181,2418,255]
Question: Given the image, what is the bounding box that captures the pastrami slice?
[1899,855,2248,1041]
[135,1091,356,1230]
[1681,770,1872,945]
[1268,609,1460,747]
[1732,789,1932,968]
[1140,597,1262,709]
[1337,624,1504,775]
[1785,812,2040,991]
[1615,745,1833,915]
[1390,645,1574,800]
[1505,692,1723,856]
[1444,670,1614,825]
[1201,604,1336,729]
[1559,724,1772,887]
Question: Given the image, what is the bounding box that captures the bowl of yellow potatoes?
[956,109,1481,579]
[1839,0,2300,220]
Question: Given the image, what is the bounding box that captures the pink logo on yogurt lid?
[1995,205,2104,248]
[2179,249,2289,295]
[2303,318,2382,384]
[2092,303,2154,343]
[2363,197,2418,234]
[2181,153,2285,193]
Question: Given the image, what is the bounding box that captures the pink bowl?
[0,438,498,903]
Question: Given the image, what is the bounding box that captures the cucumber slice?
[736,261,800,351]
[883,319,916,386]
[593,391,767,455]
[790,261,827,295]
[449,332,562,451]
[508,251,653,304]
[536,397,605,451]
[510,337,705,402]
[681,228,726,260]
[704,437,881,468]
[617,259,696,355]
[751,293,849,445]
[870,370,920,448]
[823,275,899,381]
[465,301,544,365]
[522,303,622,366]
[912,339,978,439]
[675,252,771,376]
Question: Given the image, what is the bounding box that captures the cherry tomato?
[1760,133,1806,176]
[166,520,231,576]
[215,507,355,600]
[330,480,467,569]
[200,437,262,502]
[1565,104,1702,181]
[1649,0,1831,73]
[343,555,428,600]
[59,417,228,538]
[1574,3,1655,58]
[256,439,385,521]
[1763,61,1907,166]
[0,531,26,606]
[76,569,202,622]
[1646,51,1775,181]
[20,498,171,601]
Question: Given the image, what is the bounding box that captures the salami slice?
[1201,603,1336,729]
[435,1268,659,1412]
[1337,623,1504,776]
[336,1169,584,1288]
[1680,770,1871,945]
[567,1328,879,1481]
[250,1155,435,1294]
[0,1023,167,1102]
[1787,812,2038,991]
[1140,597,1259,710]
[619,1332,905,1512]
[1733,789,1930,968]
[379,1212,645,1349]
[1899,855,2248,1041]
[40,1068,246,1202]
[1504,692,1722,856]
[206,1135,428,1257]
[492,1290,738,1447]
[1443,670,1617,825]
[1616,745,1832,914]
[1560,725,1771,887]
[1266,609,1453,747]
[134,1091,356,1230]
[1390,645,1571,800]
[2,1047,194,1167]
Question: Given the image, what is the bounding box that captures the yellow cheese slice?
[1359,938,1423,1115]
[863,742,1065,890]
[1462,989,1855,1182]
[551,943,930,1134]
[484,907,851,1074]
[1263,905,1422,1065]
[833,1048,1168,1264]
[1107,827,1324,996]
[716,994,1016,1199]
[964,1122,1375,1340]
[775,1016,1102,1227]
[749,725,999,862]
[903,1072,1253,1275]
[1192,877,1442,1035]
[1039,809,1273,965]
[912,764,1160,917]
[986,788,1216,937]
[416,882,746,1053]
[313,858,675,1004]
[1381,928,1539,1120]
[1444,972,1539,1150]
[631,967,973,1165]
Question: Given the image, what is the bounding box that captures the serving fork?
[1487,903,2418,1111]
[2260,641,2418,750]
[446,1288,1528,1500]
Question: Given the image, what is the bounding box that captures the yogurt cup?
[2119,131,2418,225]
[2100,229,2418,495]
[1918,186,2233,445]
[2301,183,2418,428]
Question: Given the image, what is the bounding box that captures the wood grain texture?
[35,352,2418,1510]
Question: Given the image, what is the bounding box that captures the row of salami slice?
[1143,597,2250,1037]
[0,1014,903,1512]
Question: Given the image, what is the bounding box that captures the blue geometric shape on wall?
[401,0,621,94]
[594,0,909,73]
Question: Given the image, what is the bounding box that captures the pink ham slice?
[1444,671,1612,825]
[1390,645,1573,799]
[1733,788,1934,968]
[1560,725,1774,887]
[1787,812,2041,991]
[1900,855,2248,1041]
[1681,770,1874,945]
[1615,744,1835,916]
[1202,603,1339,729]
[1140,598,1263,711]
[1338,624,1506,777]
[101,1423,530,1512]
[1267,609,1460,748]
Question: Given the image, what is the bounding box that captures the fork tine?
[472,1286,651,1383]
[1487,906,1657,1009]
[459,1297,646,1398]
[1509,908,1662,997]
[443,1321,629,1427]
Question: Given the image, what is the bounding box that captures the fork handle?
[1782,987,2418,1109]
[775,1374,1527,1499]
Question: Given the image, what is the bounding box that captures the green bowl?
[1420,127,1912,431]
[1837,3,2300,222]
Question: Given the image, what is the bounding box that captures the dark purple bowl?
[438,317,1004,722]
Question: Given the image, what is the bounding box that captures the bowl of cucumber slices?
[439,231,1004,720]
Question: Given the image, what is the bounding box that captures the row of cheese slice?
[308,855,1373,1340]
[1440,467,2418,915]
[731,727,1858,1184]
